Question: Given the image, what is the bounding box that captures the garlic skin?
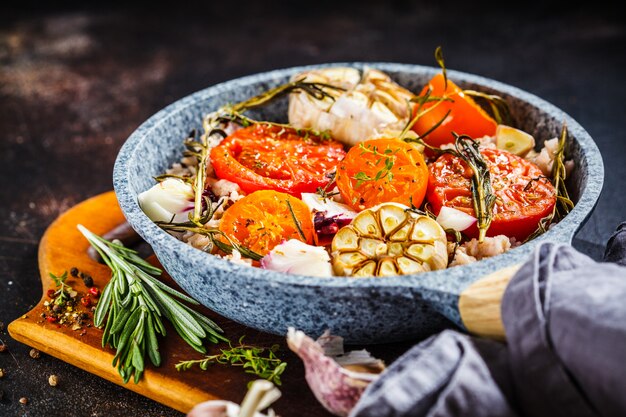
[289,68,414,146]
[138,178,194,223]
[286,328,384,417]
[260,239,333,277]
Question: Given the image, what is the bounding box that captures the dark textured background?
[1,2,625,416]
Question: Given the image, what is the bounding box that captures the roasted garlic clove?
[331,203,448,277]
[288,68,414,146]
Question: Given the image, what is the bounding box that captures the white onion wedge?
[138,178,194,223]
[260,240,332,277]
[301,193,358,219]
[436,206,477,232]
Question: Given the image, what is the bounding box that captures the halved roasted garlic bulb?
[331,203,448,277]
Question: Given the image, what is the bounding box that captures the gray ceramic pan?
[113,63,603,344]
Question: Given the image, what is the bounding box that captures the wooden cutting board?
[9,191,414,416]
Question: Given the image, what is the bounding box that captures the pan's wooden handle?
[458,264,521,341]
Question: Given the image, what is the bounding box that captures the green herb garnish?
[176,336,287,386]
[403,134,496,242]
[351,143,397,186]
[525,123,574,242]
[49,271,73,305]
[462,90,512,125]
[434,45,448,89]
[78,225,227,384]
[454,134,496,241]
[286,199,306,241]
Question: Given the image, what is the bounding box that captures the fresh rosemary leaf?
[462,90,512,125]
[524,123,574,242]
[286,199,307,241]
[403,134,496,241]
[434,46,448,89]
[454,134,496,241]
[78,225,227,383]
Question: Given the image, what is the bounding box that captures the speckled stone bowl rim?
[114,62,603,292]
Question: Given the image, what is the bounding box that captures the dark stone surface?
[1,2,624,416]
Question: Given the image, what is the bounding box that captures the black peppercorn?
[83,275,94,288]
[70,267,79,277]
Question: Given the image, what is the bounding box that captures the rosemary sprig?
[551,123,574,218]
[155,222,263,261]
[462,90,512,125]
[434,45,448,89]
[78,225,227,384]
[524,123,574,242]
[401,46,510,140]
[404,134,496,241]
[176,336,287,386]
[285,199,306,241]
[454,134,496,241]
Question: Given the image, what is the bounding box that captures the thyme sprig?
[49,271,74,306]
[525,123,574,242]
[78,225,227,384]
[352,143,398,186]
[176,336,287,386]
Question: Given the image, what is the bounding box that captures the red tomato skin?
[427,148,556,242]
[210,125,345,197]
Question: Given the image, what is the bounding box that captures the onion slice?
[436,206,477,232]
[260,240,333,277]
[301,193,357,219]
[138,178,194,223]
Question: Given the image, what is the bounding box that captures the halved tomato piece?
[210,124,346,197]
[412,74,497,147]
[218,190,314,256]
[427,148,556,241]
[335,138,429,211]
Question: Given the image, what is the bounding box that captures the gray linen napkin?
[350,224,626,417]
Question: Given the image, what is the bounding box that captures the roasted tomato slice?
[210,124,346,196]
[336,138,429,211]
[218,190,314,256]
[412,74,497,147]
[427,147,556,241]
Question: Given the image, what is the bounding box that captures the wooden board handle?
[458,264,520,341]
